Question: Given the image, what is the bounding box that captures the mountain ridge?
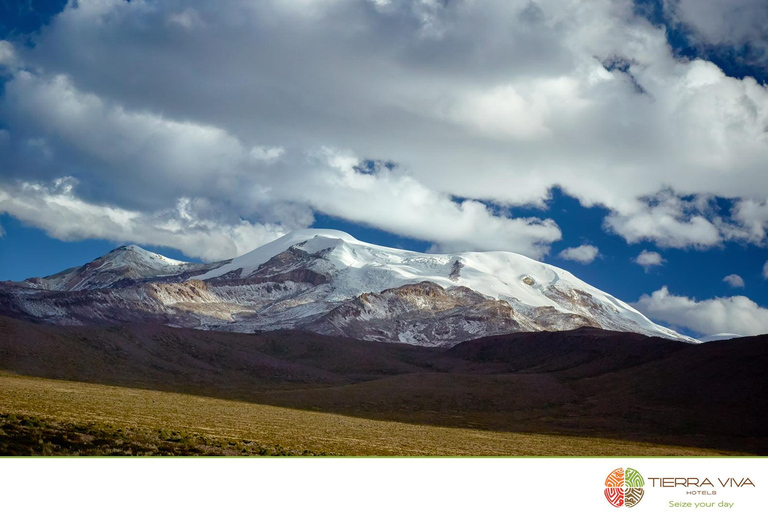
[1,229,693,344]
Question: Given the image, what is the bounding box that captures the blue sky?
[1,0,768,337]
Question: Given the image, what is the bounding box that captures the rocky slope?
[0,229,693,345]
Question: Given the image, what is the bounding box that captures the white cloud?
[0,178,287,261]
[723,274,745,288]
[0,41,17,69]
[167,8,205,30]
[558,244,600,264]
[294,148,562,257]
[1,72,255,211]
[448,84,551,140]
[664,0,768,62]
[636,286,768,336]
[0,71,561,259]
[634,250,665,270]
[0,0,767,255]
[763,261,768,279]
[0,162,562,262]
[604,192,722,249]
[719,199,768,244]
[249,146,285,162]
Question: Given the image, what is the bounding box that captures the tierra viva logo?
[605,468,645,508]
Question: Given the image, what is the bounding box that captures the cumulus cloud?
[0,178,287,261]
[604,192,722,249]
[0,164,562,262]
[664,0,768,63]
[723,274,745,288]
[295,149,562,257]
[634,250,665,270]
[636,286,768,336]
[763,261,768,279]
[0,71,560,259]
[0,0,767,257]
[558,244,600,264]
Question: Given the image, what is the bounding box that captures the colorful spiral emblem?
[604,468,645,508]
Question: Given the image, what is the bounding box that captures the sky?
[1,0,768,338]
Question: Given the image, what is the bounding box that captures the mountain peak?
[198,229,363,280]
[281,229,359,243]
[24,244,191,291]
[105,244,187,267]
[115,244,143,252]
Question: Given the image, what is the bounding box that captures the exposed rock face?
[308,282,533,346]
[449,259,464,282]
[0,230,693,346]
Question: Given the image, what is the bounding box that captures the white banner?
[0,458,763,512]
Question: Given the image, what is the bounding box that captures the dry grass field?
[0,373,737,456]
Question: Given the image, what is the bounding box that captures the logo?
[605,468,645,508]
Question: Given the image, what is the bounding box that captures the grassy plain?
[0,373,737,456]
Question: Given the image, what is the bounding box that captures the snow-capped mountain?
[0,229,694,345]
[23,245,217,291]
